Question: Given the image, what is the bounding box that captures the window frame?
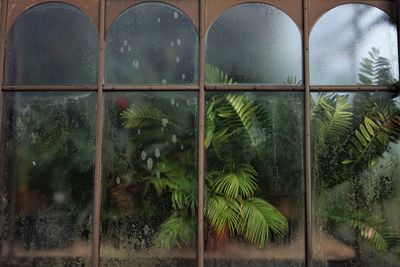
[0,1,399,267]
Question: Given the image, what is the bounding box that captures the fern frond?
[206,64,234,85]
[358,47,396,85]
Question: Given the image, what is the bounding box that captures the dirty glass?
[100,92,198,266]
[206,3,302,85]
[204,92,305,267]
[5,3,98,85]
[312,92,400,266]
[310,4,399,85]
[0,92,97,266]
[105,3,199,85]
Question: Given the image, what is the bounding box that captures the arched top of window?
[105,2,198,85]
[310,3,398,85]
[5,2,99,85]
[205,3,302,85]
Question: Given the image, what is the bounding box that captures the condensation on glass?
[5,3,98,85]
[0,92,97,266]
[310,4,399,85]
[105,3,199,85]
[204,92,305,267]
[205,3,303,85]
[312,92,400,266]
[100,92,198,266]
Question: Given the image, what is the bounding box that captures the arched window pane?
[310,4,399,85]
[5,3,98,85]
[106,3,198,85]
[206,3,302,85]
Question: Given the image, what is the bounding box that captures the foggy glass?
[310,4,399,85]
[312,92,400,266]
[0,92,96,266]
[206,3,302,85]
[205,92,305,266]
[5,3,98,85]
[105,3,199,85]
[100,92,198,266]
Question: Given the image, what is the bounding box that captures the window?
[0,1,399,267]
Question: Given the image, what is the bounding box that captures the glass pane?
[0,92,96,266]
[206,3,302,85]
[105,3,198,85]
[310,4,399,85]
[5,3,98,85]
[101,92,198,266]
[312,92,400,266]
[205,92,305,266]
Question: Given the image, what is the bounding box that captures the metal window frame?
[0,1,399,267]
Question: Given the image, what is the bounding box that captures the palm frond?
[241,197,288,248]
[359,47,396,85]
[154,214,195,250]
[207,195,242,236]
[205,64,234,85]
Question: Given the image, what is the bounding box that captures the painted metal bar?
[205,85,305,91]
[310,85,395,92]
[197,0,205,266]
[103,85,199,91]
[92,0,106,266]
[303,0,313,267]
[0,0,8,260]
[2,85,98,91]
[397,0,400,96]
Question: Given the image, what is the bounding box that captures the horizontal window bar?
[103,85,200,91]
[310,85,398,91]
[205,85,305,91]
[2,85,98,91]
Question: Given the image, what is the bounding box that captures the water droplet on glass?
[54,192,65,203]
[147,158,153,170]
[162,79,167,84]
[141,151,147,160]
[157,17,161,23]
[176,38,182,46]
[155,148,161,158]
[172,134,177,144]
[176,56,180,63]
[161,127,164,132]
[176,102,180,108]
[116,177,121,185]
[171,98,175,105]
[132,59,140,69]
[123,40,128,46]
[181,145,184,150]
[174,11,178,19]
[156,171,160,178]
[32,161,36,167]
[186,99,190,106]
[137,128,141,135]
[120,46,124,53]
[162,118,168,127]
[170,41,175,47]
[144,225,149,235]
[128,46,132,52]
[182,73,186,80]
[162,163,165,169]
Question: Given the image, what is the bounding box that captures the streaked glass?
[5,3,98,85]
[206,3,302,85]
[310,4,399,85]
[105,3,198,85]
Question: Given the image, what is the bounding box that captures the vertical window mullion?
[198,0,206,267]
[303,0,313,266]
[92,0,106,266]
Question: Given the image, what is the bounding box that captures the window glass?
[101,92,198,266]
[5,3,98,85]
[105,3,198,85]
[0,92,96,266]
[312,92,400,266]
[310,4,399,85]
[205,91,305,266]
[206,3,302,85]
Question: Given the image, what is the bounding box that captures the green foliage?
[359,47,396,85]
[206,64,234,84]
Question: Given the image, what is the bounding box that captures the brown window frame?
[0,1,399,267]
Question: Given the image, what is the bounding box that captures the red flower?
[115,97,129,111]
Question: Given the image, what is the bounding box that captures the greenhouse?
[0,0,399,266]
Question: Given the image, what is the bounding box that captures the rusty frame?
[0,0,399,267]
